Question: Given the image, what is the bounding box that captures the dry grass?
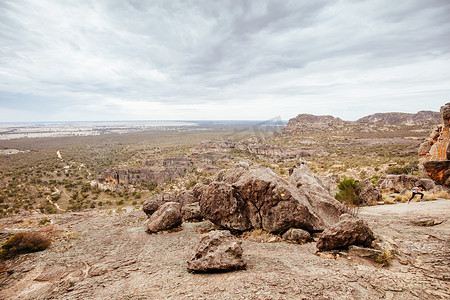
[381,194,395,204]
[240,228,281,243]
[374,248,393,266]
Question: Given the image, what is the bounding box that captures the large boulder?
[200,164,346,233]
[357,179,381,205]
[187,230,246,273]
[181,202,203,222]
[378,174,436,193]
[176,190,197,207]
[142,194,176,216]
[419,103,450,186]
[146,202,182,233]
[316,214,375,251]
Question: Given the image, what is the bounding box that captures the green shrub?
[38,218,51,226]
[0,232,51,259]
[386,162,418,175]
[335,177,362,207]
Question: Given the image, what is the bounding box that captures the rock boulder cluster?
[200,163,347,234]
[419,102,450,186]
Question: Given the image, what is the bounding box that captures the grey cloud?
[0,0,449,121]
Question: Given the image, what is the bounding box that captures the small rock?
[282,228,312,244]
[412,218,444,227]
[316,214,375,251]
[187,230,246,273]
[348,245,382,258]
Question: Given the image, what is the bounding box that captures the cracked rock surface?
[0,199,449,299]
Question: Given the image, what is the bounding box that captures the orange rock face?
[419,103,450,186]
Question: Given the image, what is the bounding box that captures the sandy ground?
[0,199,449,300]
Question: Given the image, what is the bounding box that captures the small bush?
[386,162,418,175]
[0,232,51,259]
[374,248,393,266]
[335,177,362,207]
[38,218,51,226]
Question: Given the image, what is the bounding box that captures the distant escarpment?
[355,111,441,126]
[419,103,450,186]
[283,110,440,135]
[282,114,347,134]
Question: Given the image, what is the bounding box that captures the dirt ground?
[0,199,449,300]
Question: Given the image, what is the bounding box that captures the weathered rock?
[176,190,197,207]
[357,179,381,206]
[289,163,329,195]
[411,218,444,227]
[200,182,252,231]
[142,194,176,216]
[378,174,436,193]
[192,183,205,200]
[181,202,203,222]
[348,245,383,258]
[200,164,346,233]
[282,228,312,244]
[423,160,450,186]
[187,230,246,273]
[419,103,450,186]
[146,202,182,233]
[316,214,375,251]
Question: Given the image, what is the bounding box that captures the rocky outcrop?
[316,214,375,251]
[146,202,182,233]
[200,164,346,233]
[195,139,325,158]
[283,114,347,134]
[357,179,381,205]
[419,103,450,186]
[142,190,201,217]
[102,165,192,187]
[187,230,246,273]
[356,111,440,126]
[378,175,436,192]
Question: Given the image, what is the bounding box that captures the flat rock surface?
[0,200,449,299]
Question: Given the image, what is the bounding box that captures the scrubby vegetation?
[0,232,51,259]
[335,177,362,207]
[0,121,440,218]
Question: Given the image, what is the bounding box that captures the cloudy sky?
[1,0,449,122]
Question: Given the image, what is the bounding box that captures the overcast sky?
[1,0,449,122]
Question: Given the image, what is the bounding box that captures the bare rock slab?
[146,202,182,233]
[316,214,375,251]
[187,230,246,273]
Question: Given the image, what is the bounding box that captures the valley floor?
[0,199,449,299]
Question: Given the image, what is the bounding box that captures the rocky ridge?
[283,110,440,134]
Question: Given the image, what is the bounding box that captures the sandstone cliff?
[282,114,347,134]
[419,103,450,186]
